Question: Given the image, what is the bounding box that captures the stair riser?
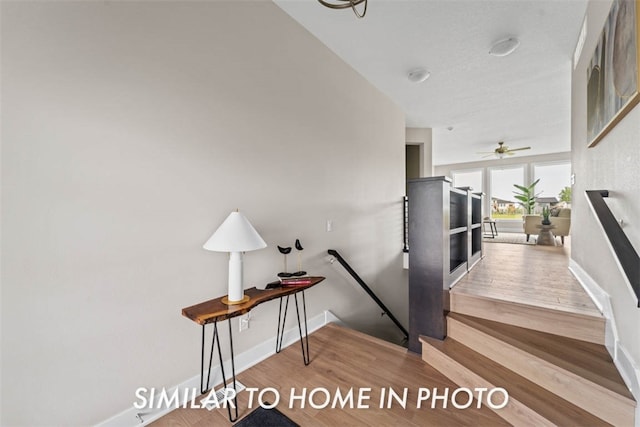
[447,317,634,426]
[421,340,556,427]
[450,293,605,345]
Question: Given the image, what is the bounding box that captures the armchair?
[523,215,541,242]
[550,208,571,244]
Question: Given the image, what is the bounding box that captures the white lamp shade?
[203,211,267,253]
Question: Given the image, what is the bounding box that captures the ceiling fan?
[478,141,531,159]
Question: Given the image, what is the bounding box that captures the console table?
[181,276,325,421]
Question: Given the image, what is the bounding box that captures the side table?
[482,218,498,238]
[536,224,557,246]
[181,276,325,421]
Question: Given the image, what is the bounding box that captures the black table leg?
[222,320,239,422]
[200,321,239,422]
[275,295,290,353]
[201,324,213,394]
[294,291,310,365]
[483,221,498,238]
[275,291,311,365]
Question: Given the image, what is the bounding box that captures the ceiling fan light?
[317,0,367,18]
[407,68,430,83]
[489,37,520,57]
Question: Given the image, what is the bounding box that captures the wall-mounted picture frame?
[587,0,640,147]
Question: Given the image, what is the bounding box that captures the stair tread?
[420,335,612,426]
[452,286,603,318]
[448,312,634,401]
[449,291,605,345]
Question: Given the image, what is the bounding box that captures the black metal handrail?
[327,249,409,340]
[586,190,639,307]
[403,196,409,252]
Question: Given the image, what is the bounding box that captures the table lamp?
[203,210,267,305]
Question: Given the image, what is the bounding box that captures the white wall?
[0,2,406,425]
[571,0,640,397]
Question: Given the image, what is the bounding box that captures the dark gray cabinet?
[407,176,483,353]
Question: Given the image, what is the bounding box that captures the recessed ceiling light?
[489,37,520,57]
[407,68,430,83]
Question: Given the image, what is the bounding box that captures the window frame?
[487,163,527,221]
[451,168,484,193]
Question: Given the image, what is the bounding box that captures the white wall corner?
[97,310,342,427]
[568,259,608,314]
[324,309,344,326]
[568,260,639,409]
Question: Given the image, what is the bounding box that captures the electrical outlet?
[239,314,250,332]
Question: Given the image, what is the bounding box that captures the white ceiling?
[274,0,588,165]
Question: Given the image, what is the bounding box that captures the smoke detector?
[489,37,520,57]
[407,68,430,83]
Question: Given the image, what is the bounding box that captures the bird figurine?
[277,245,292,278]
[292,239,307,277]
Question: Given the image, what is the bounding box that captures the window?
[534,162,571,204]
[489,165,525,220]
[452,169,483,192]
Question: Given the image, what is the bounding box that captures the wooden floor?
[152,323,509,426]
[153,239,610,426]
[455,239,601,317]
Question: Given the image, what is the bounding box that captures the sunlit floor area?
[461,236,600,317]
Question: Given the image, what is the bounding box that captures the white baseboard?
[569,260,640,423]
[568,260,616,352]
[97,310,341,427]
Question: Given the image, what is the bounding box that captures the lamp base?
[222,295,251,306]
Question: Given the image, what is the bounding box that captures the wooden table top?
[182,276,325,325]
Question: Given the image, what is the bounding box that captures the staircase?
[420,292,636,426]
